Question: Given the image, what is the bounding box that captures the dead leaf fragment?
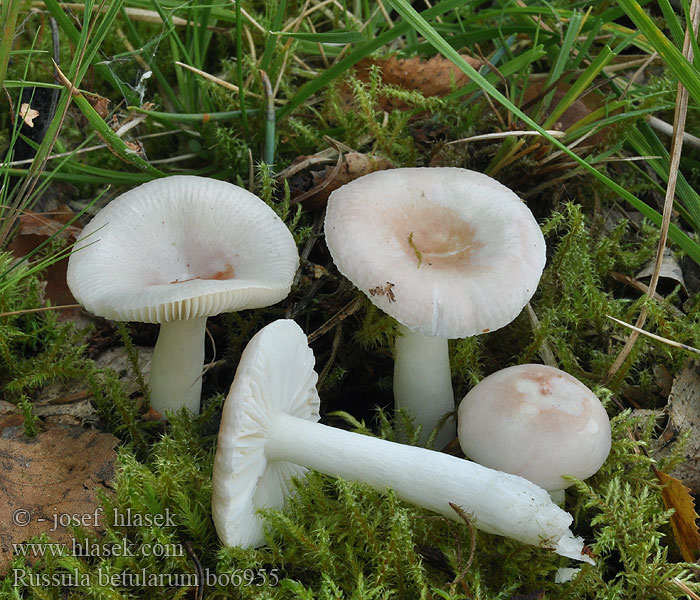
[655,469,700,562]
[341,54,483,112]
[0,425,118,573]
[654,360,700,493]
[636,248,687,293]
[7,206,81,310]
[88,95,110,120]
[368,282,396,302]
[19,103,40,128]
[287,152,392,209]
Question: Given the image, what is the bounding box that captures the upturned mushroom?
[211,319,592,563]
[324,167,546,448]
[458,364,611,502]
[67,175,299,415]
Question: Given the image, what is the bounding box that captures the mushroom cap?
[211,319,320,548]
[458,364,611,491]
[67,176,299,323]
[324,167,546,338]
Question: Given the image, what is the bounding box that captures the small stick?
[308,297,363,343]
[184,542,204,600]
[674,578,700,600]
[606,315,700,356]
[447,130,564,145]
[0,304,81,318]
[448,502,477,580]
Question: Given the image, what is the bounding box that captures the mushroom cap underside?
[211,319,320,548]
[67,175,299,323]
[324,167,546,338]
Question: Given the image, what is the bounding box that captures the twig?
[609,271,684,318]
[447,130,564,145]
[448,502,477,585]
[673,577,700,600]
[5,131,178,167]
[317,321,343,388]
[525,303,557,367]
[184,542,204,600]
[289,151,343,205]
[620,51,658,100]
[647,115,700,151]
[308,296,363,343]
[291,211,325,288]
[280,0,335,30]
[174,61,263,99]
[606,315,700,355]
[0,304,81,318]
[32,2,217,28]
[149,153,198,165]
[237,5,267,33]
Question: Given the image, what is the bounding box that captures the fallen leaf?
[655,469,700,562]
[87,95,110,120]
[0,424,118,573]
[141,407,162,422]
[340,53,483,112]
[7,206,81,310]
[654,360,700,493]
[636,248,687,293]
[19,103,40,128]
[286,152,392,209]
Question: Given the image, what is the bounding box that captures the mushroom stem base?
[149,317,207,415]
[265,412,591,562]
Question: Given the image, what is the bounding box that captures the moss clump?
[0,253,89,402]
[5,401,696,599]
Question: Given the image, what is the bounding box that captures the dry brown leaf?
[341,54,483,112]
[0,424,118,573]
[87,95,110,120]
[636,248,687,292]
[654,360,700,493]
[7,206,81,310]
[655,469,700,562]
[19,103,40,128]
[287,152,392,209]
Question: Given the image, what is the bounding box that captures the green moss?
[5,398,697,600]
[0,254,89,403]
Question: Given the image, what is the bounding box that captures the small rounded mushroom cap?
[324,167,545,338]
[458,364,611,491]
[67,176,299,323]
[211,319,320,548]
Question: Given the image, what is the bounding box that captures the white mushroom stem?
[149,317,207,415]
[265,412,592,563]
[393,325,456,448]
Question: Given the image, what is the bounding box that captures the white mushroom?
[458,364,612,502]
[211,319,593,564]
[67,175,299,415]
[324,167,546,448]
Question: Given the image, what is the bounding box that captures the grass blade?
[0,0,22,87]
[618,0,700,102]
